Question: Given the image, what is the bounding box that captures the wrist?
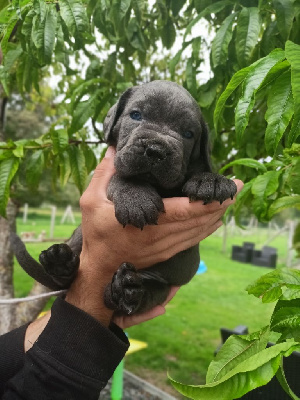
[24,311,51,352]
[65,263,115,326]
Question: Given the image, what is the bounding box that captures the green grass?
[14,208,80,309]
[17,208,81,239]
[14,210,293,394]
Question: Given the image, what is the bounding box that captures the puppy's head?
[104,80,211,189]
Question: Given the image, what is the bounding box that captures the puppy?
[12,81,236,315]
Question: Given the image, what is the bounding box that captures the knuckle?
[79,193,94,211]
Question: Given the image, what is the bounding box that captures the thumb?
[83,146,116,199]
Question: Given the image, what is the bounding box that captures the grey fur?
[11,80,237,313]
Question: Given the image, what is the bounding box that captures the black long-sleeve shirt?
[0,297,129,399]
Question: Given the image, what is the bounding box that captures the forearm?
[1,298,129,400]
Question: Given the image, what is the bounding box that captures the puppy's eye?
[183,131,194,139]
[130,111,142,121]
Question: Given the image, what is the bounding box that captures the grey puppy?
[12,81,237,315]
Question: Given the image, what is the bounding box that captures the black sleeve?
[0,297,129,400]
[0,323,29,392]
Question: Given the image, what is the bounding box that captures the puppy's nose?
[145,145,165,160]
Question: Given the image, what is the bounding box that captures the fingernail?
[105,146,115,158]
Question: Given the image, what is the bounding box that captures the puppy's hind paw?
[39,243,79,288]
[104,262,145,315]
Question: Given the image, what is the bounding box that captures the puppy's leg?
[183,172,237,204]
[107,176,165,229]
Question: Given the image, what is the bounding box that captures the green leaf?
[212,12,237,68]
[265,70,294,155]
[59,151,71,186]
[184,1,234,40]
[33,0,46,21]
[219,158,267,174]
[126,17,147,52]
[81,144,97,173]
[206,326,270,383]
[169,342,300,400]
[168,40,191,78]
[1,16,18,56]
[170,0,185,16]
[234,180,253,227]
[258,60,290,92]
[247,268,300,303]
[59,0,89,45]
[285,41,300,146]
[281,286,300,301]
[69,91,99,134]
[186,58,197,98]
[235,7,261,68]
[273,0,295,41]
[21,8,35,38]
[276,362,300,400]
[68,145,87,193]
[0,156,19,216]
[51,129,69,155]
[235,49,286,144]
[271,299,300,342]
[287,159,300,194]
[109,0,131,28]
[69,78,103,112]
[26,150,44,189]
[269,195,300,218]
[271,305,300,340]
[161,17,176,49]
[12,143,24,158]
[214,65,253,131]
[32,4,58,64]
[251,171,281,220]
[3,44,23,71]
[251,171,281,198]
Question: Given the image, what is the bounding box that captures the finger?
[160,195,233,224]
[82,146,116,200]
[165,219,223,256]
[144,201,226,243]
[233,179,244,194]
[114,306,166,329]
[141,219,223,266]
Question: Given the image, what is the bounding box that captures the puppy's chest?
[155,185,183,198]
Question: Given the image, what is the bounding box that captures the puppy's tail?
[10,232,62,290]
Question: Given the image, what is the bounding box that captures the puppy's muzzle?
[144,144,166,161]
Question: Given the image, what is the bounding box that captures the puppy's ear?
[189,117,212,173]
[103,87,135,145]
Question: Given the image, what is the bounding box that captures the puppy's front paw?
[104,262,145,315]
[183,173,237,204]
[39,244,79,287]
[113,188,165,229]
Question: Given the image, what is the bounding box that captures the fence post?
[287,220,296,268]
[50,206,56,239]
[23,203,28,223]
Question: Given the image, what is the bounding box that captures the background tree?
[0,0,300,396]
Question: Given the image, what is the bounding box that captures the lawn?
[14,208,293,397]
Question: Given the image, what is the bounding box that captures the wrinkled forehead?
[124,83,201,123]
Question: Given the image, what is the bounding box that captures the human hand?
[66,146,243,324]
[79,147,243,274]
